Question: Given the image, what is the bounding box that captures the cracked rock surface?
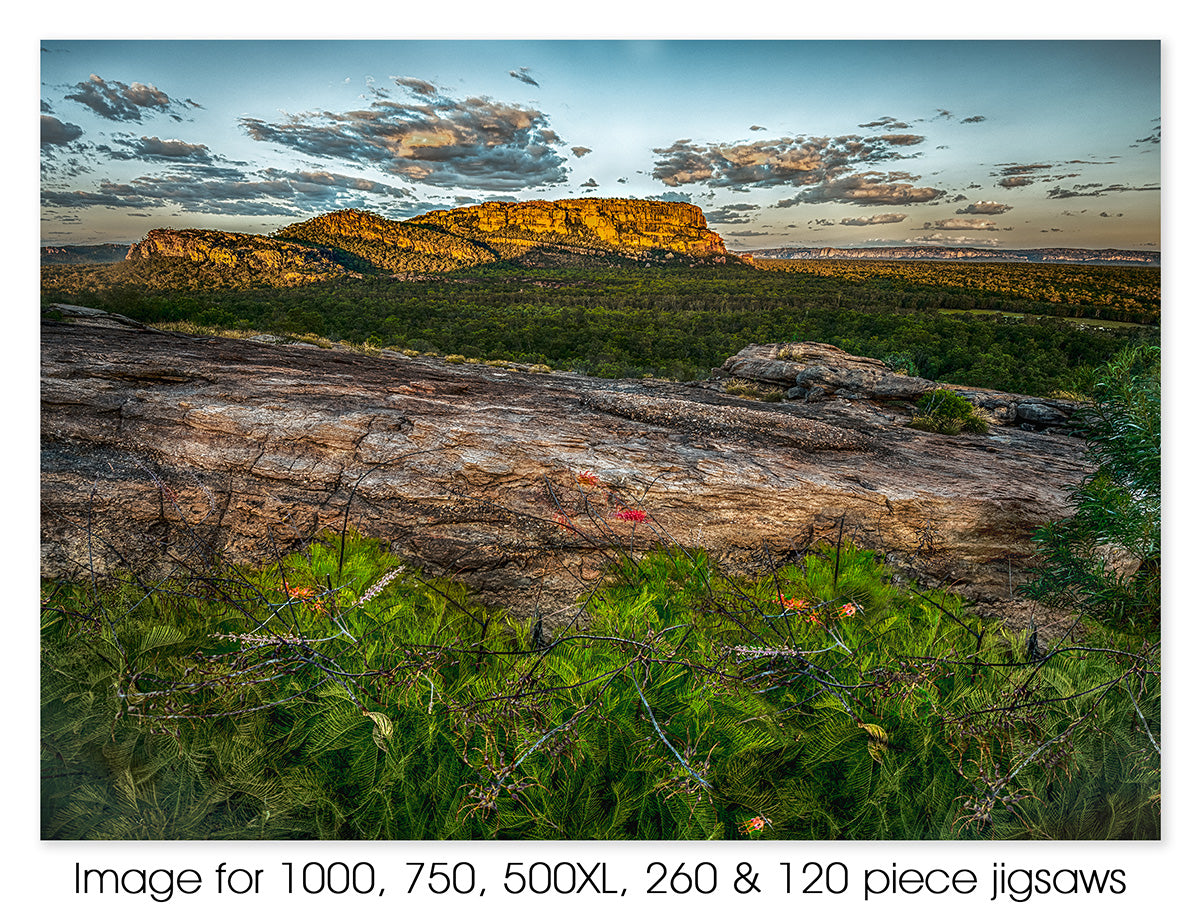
[41,314,1094,635]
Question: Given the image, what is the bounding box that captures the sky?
[38,39,1161,252]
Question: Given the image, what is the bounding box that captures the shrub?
[723,379,786,402]
[909,388,989,435]
[1025,345,1160,631]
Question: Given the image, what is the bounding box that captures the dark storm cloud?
[704,203,760,224]
[240,85,569,191]
[956,200,1012,215]
[41,115,83,145]
[774,171,946,207]
[579,178,599,187]
[508,67,539,87]
[64,74,199,122]
[840,213,907,226]
[651,133,927,191]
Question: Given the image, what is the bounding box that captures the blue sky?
[39,39,1161,250]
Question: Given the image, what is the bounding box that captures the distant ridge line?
[741,245,1159,265]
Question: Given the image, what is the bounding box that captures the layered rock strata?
[42,312,1093,635]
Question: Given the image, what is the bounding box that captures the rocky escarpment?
[127,228,351,283]
[41,309,1094,636]
[409,199,728,258]
[129,199,733,280]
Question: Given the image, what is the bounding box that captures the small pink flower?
[781,597,810,611]
[741,815,771,834]
[841,603,857,617]
[613,508,648,523]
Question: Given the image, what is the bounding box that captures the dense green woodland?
[42,258,1159,398]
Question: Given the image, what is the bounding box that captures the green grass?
[41,532,1159,840]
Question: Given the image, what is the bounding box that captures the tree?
[1025,344,1161,631]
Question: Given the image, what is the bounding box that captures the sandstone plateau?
[41,306,1094,637]
[123,199,732,281]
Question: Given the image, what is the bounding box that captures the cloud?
[922,218,998,231]
[508,67,540,87]
[41,115,83,146]
[840,213,907,226]
[774,171,946,207]
[907,233,1001,247]
[960,115,986,123]
[859,117,911,130]
[1133,123,1161,145]
[1047,182,1160,199]
[652,132,926,191]
[571,146,592,158]
[42,163,421,220]
[956,200,1012,215]
[704,203,760,224]
[877,134,925,146]
[749,124,766,131]
[647,191,694,203]
[64,74,199,122]
[240,85,569,191]
[579,177,599,188]
[104,135,218,164]
[393,76,438,97]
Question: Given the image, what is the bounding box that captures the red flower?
[613,508,648,523]
[576,471,600,487]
